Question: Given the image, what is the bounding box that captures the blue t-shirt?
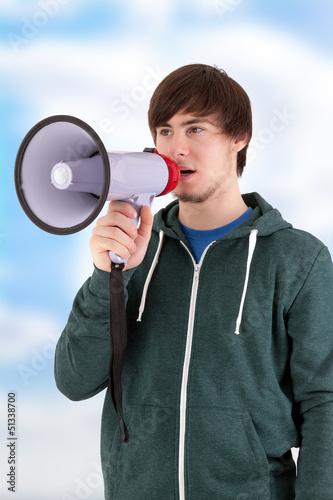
[179,207,253,263]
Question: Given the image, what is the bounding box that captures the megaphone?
[14,114,180,444]
[14,115,180,264]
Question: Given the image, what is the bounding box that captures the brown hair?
[148,63,252,177]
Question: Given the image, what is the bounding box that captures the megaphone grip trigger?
[109,251,128,266]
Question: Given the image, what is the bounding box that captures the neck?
[178,186,248,230]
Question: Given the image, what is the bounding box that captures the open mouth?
[179,168,195,178]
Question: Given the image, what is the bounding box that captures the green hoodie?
[55,192,333,500]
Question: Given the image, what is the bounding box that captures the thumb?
[137,205,153,240]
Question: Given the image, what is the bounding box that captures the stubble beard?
[172,177,225,204]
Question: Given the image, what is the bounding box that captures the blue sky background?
[1,1,333,498]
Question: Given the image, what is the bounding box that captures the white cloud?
[2,12,332,499]
[0,391,105,499]
[0,303,61,362]
[114,0,176,29]
[0,0,28,15]
[3,22,332,245]
[163,24,333,240]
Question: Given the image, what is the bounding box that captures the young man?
[55,64,333,499]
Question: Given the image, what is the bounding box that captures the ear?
[232,133,249,153]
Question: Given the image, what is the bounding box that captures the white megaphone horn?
[14,115,180,264]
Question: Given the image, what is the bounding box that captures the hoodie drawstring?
[234,229,258,335]
[137,230,165,322]
[136,228,258,333]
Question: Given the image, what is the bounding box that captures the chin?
[175,178,214,200]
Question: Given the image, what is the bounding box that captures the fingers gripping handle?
[108,193,155,265]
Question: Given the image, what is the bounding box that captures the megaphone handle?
[109,193,155,265]
[108,193,154,443]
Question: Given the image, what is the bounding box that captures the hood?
[152,192,292,241]
[136,193,292,326]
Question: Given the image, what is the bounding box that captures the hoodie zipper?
[178,241,215,500]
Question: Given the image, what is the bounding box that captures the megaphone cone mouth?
[154,150,180,196]
[14,115,110,235]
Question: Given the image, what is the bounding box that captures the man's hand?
[89,201,154,272]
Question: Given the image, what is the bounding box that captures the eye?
[189,127,203,134]
[158,128,172,136]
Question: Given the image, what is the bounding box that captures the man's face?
[155,112,242,204]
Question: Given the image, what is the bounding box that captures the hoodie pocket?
[111,404,177,500]
[186,408,270,500]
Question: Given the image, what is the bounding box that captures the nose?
[168,133,190,159]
